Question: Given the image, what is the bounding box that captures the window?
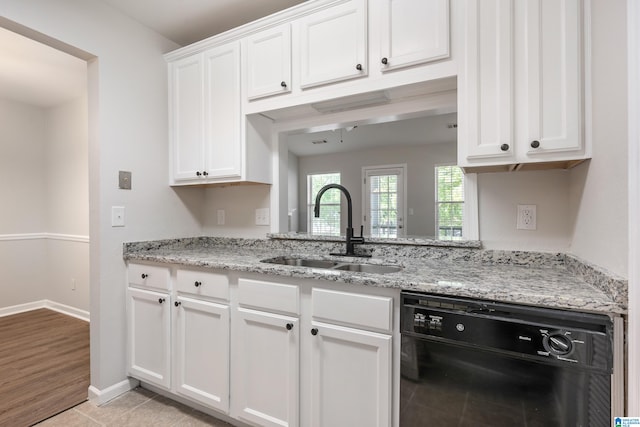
[363,166,406,238]
[307,172,341,235]
[435,165,464,239]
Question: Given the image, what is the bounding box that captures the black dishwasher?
[400,292,613,427]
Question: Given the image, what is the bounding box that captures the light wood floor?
[0,308,89,427]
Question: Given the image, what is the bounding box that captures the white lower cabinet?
[310,322,392,427]
[127,287,172,389]
[174,296,230,412]
[233,308,299,427]
[127,264,231,414]
[127,265,397,427]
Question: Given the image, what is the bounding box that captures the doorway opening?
[0,21,93,425]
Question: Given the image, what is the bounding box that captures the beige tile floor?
[35,387,234,427]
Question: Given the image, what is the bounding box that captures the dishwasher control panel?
[402,292,613,372]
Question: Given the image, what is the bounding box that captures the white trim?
[628,0,640,416]
[463,173,479,240]
[613,316,625,418]
[44,233,90,243]
[0,301,45,317]
[0,233,89,243]
[88,378,140,406]
[45,300,90,322]
[0,300,90,322]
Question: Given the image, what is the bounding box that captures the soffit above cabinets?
[98,0,306,46]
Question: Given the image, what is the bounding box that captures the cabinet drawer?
[312,288,393,332]
[238,278,299,315]
[128,263,170,291]
[176,269,229,301]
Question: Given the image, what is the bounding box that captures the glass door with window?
[363,166,406,238]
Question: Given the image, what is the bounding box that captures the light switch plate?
[112,206,125,227]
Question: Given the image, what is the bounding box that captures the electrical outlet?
[517,204,537,230]
[255,208,270,226]
[217,209,225,225]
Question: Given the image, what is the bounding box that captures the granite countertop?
[124,237,627,315]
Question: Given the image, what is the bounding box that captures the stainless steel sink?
[262,257,340,269]
[333,263,403,274]
[260,257,402,274]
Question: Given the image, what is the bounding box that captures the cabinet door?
[169,55,206,183]
[127,287,171,389]
[297,0,367,88]
[522,0,583,156]
[309,322,392,427]
[458,0,515,164]
[379,0,450,71]
[233,308,299,427]
[246,24,292,100]
[174,296,230,412]
[204,42,242,179]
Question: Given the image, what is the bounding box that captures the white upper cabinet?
[203,43,242,180]
[168,41,243,185]
[170,55,205,182]
[458,0,514,163]
[521,0,583,157]
[246,24,292,100]
[378,0,450,72]
[296,0,368,88]
[458,0,590,171]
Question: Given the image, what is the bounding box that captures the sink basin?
[262,257,340,269]
[260,257,402,274]
[333,263,403,274]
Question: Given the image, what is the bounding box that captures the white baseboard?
[0,301,45,317]
[88,378,140,406]
[0,299,89,322]
[45,300,90,322]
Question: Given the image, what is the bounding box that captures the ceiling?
[287,113,458,157]
[100,0,306,46]
[0,0,305,108]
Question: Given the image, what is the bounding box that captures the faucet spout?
[314,184,370,257]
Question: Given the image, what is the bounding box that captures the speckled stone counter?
[123,237,627,315]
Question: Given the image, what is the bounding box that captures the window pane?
[370,173,399,238]
[435,166,464,239]
[308,173,341,236]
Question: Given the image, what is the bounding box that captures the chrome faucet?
[314,184,370,257]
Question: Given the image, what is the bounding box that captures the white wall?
[44,95,90,310]
[296,143,456,236]
[201,185,271,237]
[1,0,204,394]
[0,98,48,307]
[0,98,47,233]
[478,170,572,252]
[568,0,628,278]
